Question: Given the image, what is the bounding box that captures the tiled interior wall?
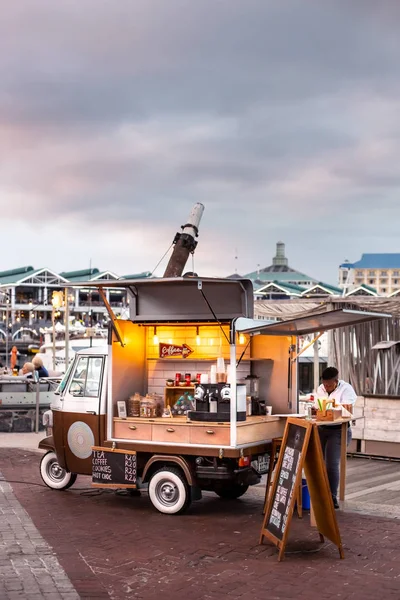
[145,325,251,396]
[147,359,250,396]
[146,325,250,361]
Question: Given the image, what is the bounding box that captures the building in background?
[339,254,400,296]
[234,242,318,299]
[0,266,152,337]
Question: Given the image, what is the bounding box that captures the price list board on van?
[91,447,137,489]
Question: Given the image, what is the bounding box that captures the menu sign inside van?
[159,343,193,359]
[91,447,137,489]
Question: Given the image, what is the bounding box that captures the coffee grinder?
[245,375,263,415]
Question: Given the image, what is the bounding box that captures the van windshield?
[57,360,74,395]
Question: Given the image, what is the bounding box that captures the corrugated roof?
[301,282,343,296]
[0,266,35,284]
[347,254,400,269]
[255,281,306,295]
[246,270,316,284]
[0,266,34,278]
[121,271,152,280]
[60,268,100,281]
[346,284,378,297]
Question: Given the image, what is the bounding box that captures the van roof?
[75,346,108,356]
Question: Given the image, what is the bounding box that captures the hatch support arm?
[98,287,124,346]
[291,331,324,363]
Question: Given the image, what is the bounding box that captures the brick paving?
[0,470,79,600]
[1,449,400,599]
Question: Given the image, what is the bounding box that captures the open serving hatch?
[234,308,391,337]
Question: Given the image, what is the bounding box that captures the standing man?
[317,366,356,509]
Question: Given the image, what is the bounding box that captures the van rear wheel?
[40,451,77,490]
[148,467,191,515]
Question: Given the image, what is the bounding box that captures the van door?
[62,355,106,475]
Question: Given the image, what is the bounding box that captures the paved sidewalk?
[0,432,46,453]
[1,448,400,600]
[0,471,79,600]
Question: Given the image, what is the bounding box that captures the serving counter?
[113,415,285,448]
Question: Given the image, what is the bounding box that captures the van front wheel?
[40,451,77,490]
[148,467,191,514]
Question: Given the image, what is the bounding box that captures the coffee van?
[39,276,386,514]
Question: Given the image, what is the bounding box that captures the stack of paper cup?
[200,373,209,384]
[210,365,217,384]
[216,357,226,383]
[216,357,225,372]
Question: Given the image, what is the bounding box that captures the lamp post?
[1,291,11,371]
[51,291,63,371]
[64,288,75,370]
[5,294,9,370]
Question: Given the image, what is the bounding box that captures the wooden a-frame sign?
[260,417,344,561]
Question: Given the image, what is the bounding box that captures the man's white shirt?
[316,380,357,406]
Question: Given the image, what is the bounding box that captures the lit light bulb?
[196,327,201,346]
[153,326,158,345]
[239,334,245,345]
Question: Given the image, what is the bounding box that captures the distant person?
[10,346,18,371]
[21,362,35,378]
[32,355,49,378]
[317,366,356,509]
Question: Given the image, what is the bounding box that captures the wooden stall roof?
[255,297,400,319]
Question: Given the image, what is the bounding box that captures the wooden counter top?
[113,415,282,427]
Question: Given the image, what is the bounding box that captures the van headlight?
[42,410,53,427]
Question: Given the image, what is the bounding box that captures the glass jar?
[128,393,141,417]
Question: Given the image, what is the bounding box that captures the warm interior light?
[196,326,201,346]
[168,338,173,344]
[239,333,245,345]
[209,338,214,346]
[153,326,159,345]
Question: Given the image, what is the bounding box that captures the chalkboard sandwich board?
[262,419,310,547]
[260,418,344,561]
[92,446,137,489]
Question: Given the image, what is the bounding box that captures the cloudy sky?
[2,0,400,284]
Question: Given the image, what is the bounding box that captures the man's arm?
[341,383,357,406]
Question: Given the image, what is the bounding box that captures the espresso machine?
[190,383,246,422]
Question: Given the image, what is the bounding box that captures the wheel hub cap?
[157,480,178,505]
[48,460,66,481]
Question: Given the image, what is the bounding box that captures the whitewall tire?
[40,451,77,490]
[148,467,190,515]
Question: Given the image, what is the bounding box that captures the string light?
[196,326,201,346]
[153,326,159,345]
[239,333,246,345]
